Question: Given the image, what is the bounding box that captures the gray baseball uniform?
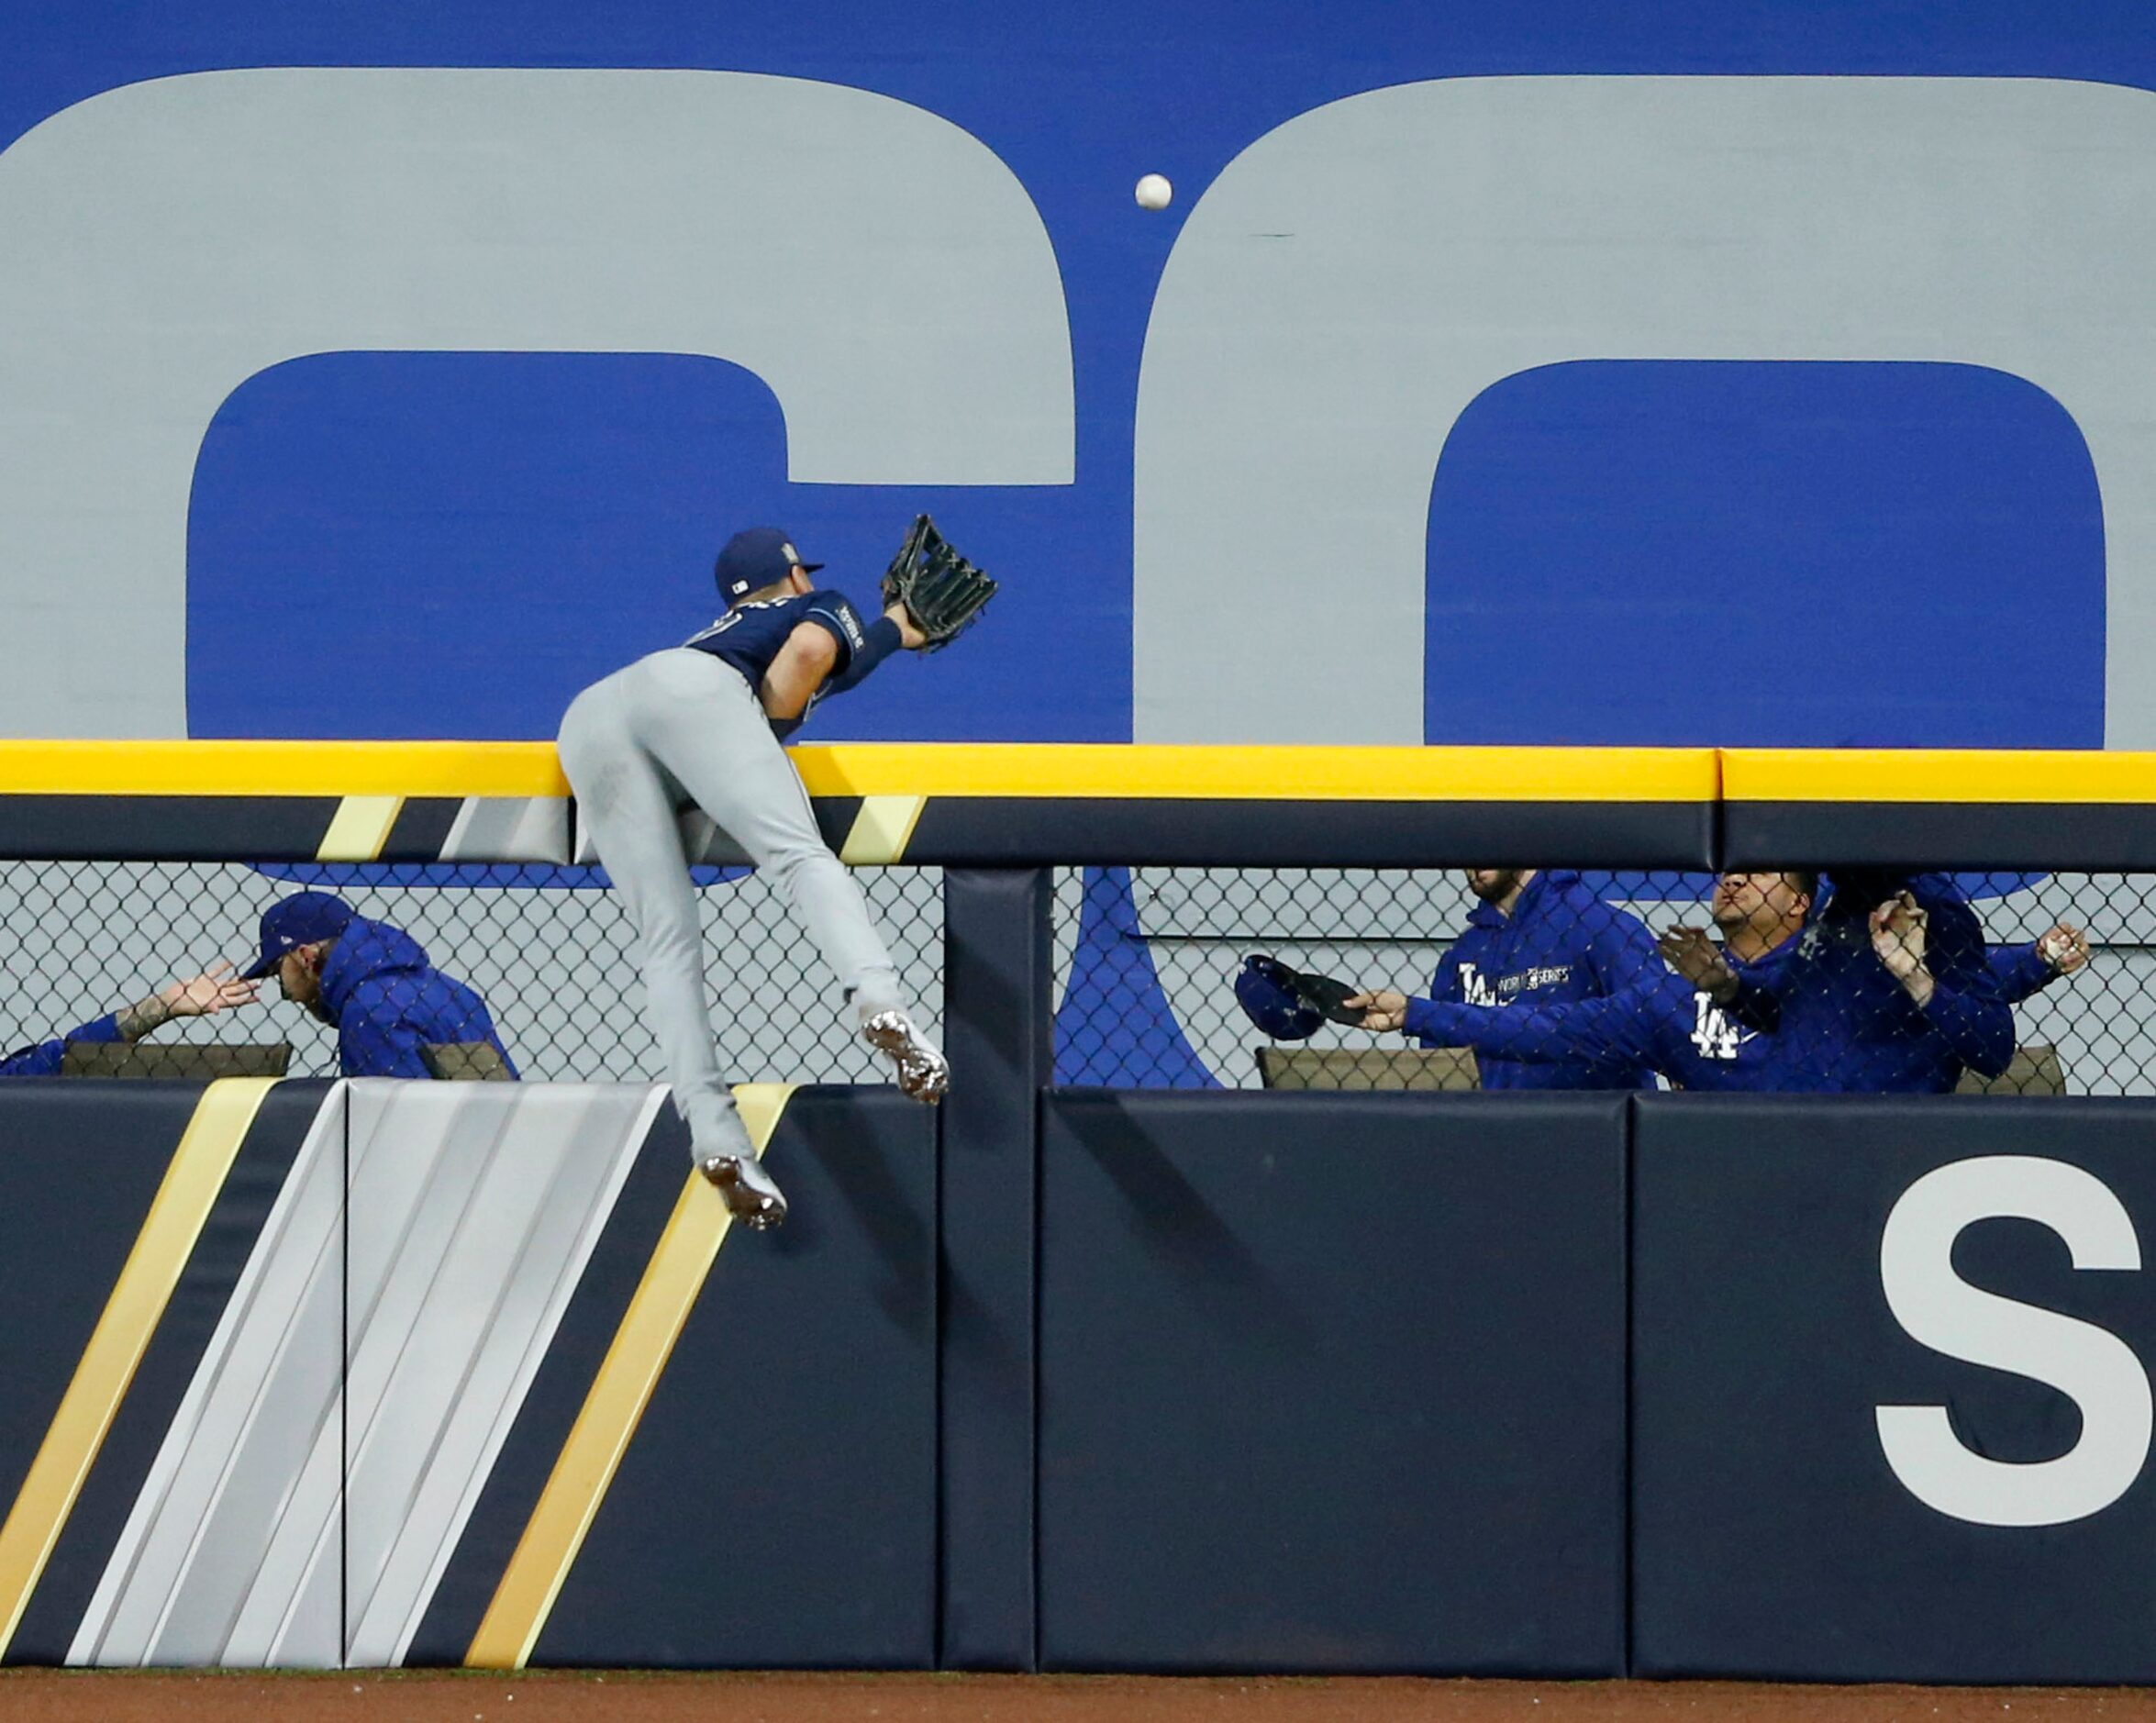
[559,608,909,1162]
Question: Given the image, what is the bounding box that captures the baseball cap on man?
[241,891,355,980]
[714,527,823,606]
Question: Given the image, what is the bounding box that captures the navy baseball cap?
[715,527,822,606]
[1234,954,1326,1041]
[241,891,355,979]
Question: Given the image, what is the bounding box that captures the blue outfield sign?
[0,4,2150,747]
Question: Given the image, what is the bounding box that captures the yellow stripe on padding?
[465,1082,795,1671]
[316,795,405,862]
[0,1076,275,1657]
[839,795,927,865]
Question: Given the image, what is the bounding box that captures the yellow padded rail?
[0,741,568,798]
[8,740,2156,807]
[1722,750,2156,805]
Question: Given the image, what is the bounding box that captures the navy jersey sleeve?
[821,617,904,696]
[798,590,904,708]
[798,591,870,672]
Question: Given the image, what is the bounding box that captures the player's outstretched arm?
[759,625,840,725]
[819,604,928,701]
[763,596,932,738]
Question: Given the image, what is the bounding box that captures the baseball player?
[241,890,519,1079]
[557,525,954,1230]
[0,962,258,1076]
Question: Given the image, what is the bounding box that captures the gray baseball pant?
[557,647,905,1160]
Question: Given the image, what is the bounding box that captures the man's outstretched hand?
[117,960,261,1041]
[160,960,260,1019]
[1342,988,1410,1032]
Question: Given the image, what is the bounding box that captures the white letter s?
[1877,1155,2149,1528]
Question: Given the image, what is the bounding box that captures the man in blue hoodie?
[239,892,517,1080]
[1393,867,1664,1090]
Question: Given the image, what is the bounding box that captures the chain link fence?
[1050,866,2150,1095]
[0,862,943,1083]
[0,859,2147,1095]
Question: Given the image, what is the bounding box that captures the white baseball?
[1134,172,1173,211]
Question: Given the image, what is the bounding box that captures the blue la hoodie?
[1405,932,2060,1093]
[318,916,518,1080]
[1417,870,1661,1089]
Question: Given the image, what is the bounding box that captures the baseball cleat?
[862,1008,949,1103]
[698,1152,788,1228]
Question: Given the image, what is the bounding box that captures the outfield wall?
[9,1081,2156,1679]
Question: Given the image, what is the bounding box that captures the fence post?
[938,866,1052,1671]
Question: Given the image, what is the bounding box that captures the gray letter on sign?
[0,69,1073,736]
[1135,77,2156,744]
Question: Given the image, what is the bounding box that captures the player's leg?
[558,673,785,1223]
[628,650,948,1100]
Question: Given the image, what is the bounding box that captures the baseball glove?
[882,514,997,652]
[1236,954,1372,1037]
